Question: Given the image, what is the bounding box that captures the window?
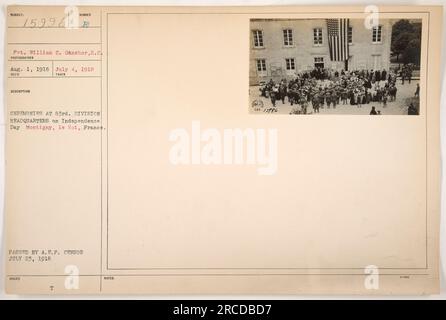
[348,26,353,44]
[313,28,323,45]
[372,25,382,43]
[283,29,293,46]
[285,58,295,70]
[256,59,266,72]
[252,30,264,47]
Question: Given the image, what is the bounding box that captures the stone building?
[249,19,394,85]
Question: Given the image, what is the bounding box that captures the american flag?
[326,19,349,61]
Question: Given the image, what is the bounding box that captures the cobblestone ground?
[249,79,420,115]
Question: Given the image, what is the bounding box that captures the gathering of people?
[399,63,415,85]
[258,65,417,115]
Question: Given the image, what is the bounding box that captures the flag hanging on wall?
[326,19,349,61]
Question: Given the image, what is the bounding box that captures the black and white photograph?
[2,3,444,300]
[249,18,422,115]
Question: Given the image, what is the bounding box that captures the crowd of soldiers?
[399,64,414,85]
[259,67,403,114]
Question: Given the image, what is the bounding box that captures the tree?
[404,38,421,65]
[391,19,421,65]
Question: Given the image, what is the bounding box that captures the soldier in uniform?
[270,84,279,107]
[408,103,418,115]
[299,94,308,114]
[382,90,388,107]
[279,82,287,104]
[415,83,420,97]
[312,93,320,113]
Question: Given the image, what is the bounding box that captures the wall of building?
[347,19,392,71]
[249,19,393,85]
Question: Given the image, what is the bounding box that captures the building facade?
[250,19,394,85]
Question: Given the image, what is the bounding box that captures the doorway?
[314,57,324,69]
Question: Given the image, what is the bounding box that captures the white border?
[0,0,444,300]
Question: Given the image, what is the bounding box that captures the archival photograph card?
[4,5,443,295]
